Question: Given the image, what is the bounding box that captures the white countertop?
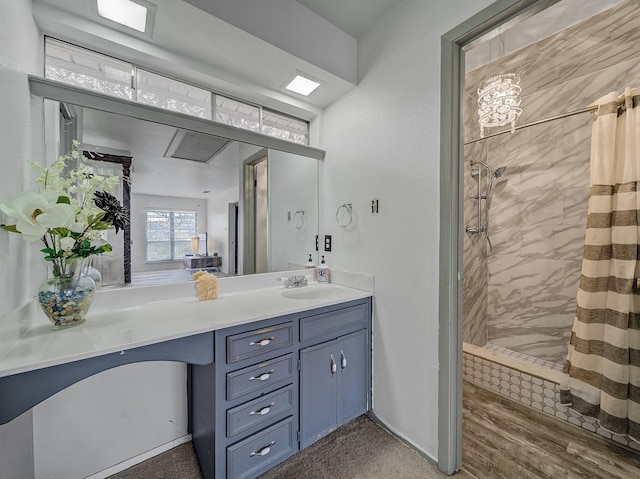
[0,271,373,379]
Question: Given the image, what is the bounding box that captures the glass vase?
[37,257,97,330]
[83,257,102,289]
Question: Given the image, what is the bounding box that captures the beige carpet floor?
[108,415,465,479]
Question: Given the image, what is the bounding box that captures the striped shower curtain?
[561,87,640,442]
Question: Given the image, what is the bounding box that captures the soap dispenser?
[305,254,315,268]
[316,256,330,283]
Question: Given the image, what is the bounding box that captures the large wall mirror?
[33,78,322,288]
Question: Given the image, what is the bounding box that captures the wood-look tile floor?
[462,381,640,478]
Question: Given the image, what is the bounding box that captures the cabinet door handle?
[249,440,276,457]
[330,355,337,375]
[249,369,274,381]
[341,350,347,369]
[249,402,275,416]
[249,337,274,346]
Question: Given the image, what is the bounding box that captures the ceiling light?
[285,75,320,96]
[97,0,148,32]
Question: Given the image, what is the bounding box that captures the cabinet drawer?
[227,416,295,479]
[300,303,368,342]
[227,385,294,438]
[227,354,294,401]
[227,322,294,364]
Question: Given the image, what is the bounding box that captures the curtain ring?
[336,203,353,228]
[293,209,305,229]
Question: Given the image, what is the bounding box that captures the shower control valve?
[466,225,480,234]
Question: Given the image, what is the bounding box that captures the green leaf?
[52,227,70,236]
[56,195,71,204]
[93,221,111,230]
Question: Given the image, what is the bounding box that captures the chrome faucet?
[282,275,308,288]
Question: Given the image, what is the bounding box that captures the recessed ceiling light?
[285,75,321,96]
[97,0,148,32]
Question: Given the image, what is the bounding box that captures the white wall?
[0,2,42,478]
[320,0,493,460]
[268,150,318,271]
[32,362,188,479]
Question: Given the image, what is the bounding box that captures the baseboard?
[86,434,193,479]
[365,412,440,469]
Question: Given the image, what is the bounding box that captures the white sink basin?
[281,285,344,300]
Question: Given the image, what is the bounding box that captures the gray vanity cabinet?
[190,297,371,479]
[300,329,368,448]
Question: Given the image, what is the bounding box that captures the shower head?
[493,166,507,179]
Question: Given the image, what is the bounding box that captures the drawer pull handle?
[330,355,337,375]
[249,370,274,381]
[250,440,276,457]
[341,350,347,369]
[249,403,275,416]
[249,337,274,346]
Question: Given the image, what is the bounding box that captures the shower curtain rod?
[464,105,598,145]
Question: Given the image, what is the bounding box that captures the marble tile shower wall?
[462,0,640,363]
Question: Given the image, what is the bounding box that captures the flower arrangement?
[0,140,129,279]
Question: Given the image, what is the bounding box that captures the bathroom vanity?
[191,297,371,479]
[0,274,372,479]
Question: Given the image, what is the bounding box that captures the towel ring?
[293,209,305,229]
[336,203,353,228]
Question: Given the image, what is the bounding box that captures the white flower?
[0,192,75,241]
[59,237,75,250]
[71,223,86,234]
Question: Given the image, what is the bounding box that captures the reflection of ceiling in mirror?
[165,130,230,163]
[80,107,239,199]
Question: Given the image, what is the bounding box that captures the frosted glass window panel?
[215,95,260,132]
[261,110,308,145]
[45,38,133,99]
[44,38,310,146]
[136,70,212,119]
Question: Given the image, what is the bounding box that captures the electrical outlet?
[324,235,332,252]
[371,199,379,214]
[315,235,319,251]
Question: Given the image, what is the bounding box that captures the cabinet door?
[337,330,368,425]
[300,339,338,447]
